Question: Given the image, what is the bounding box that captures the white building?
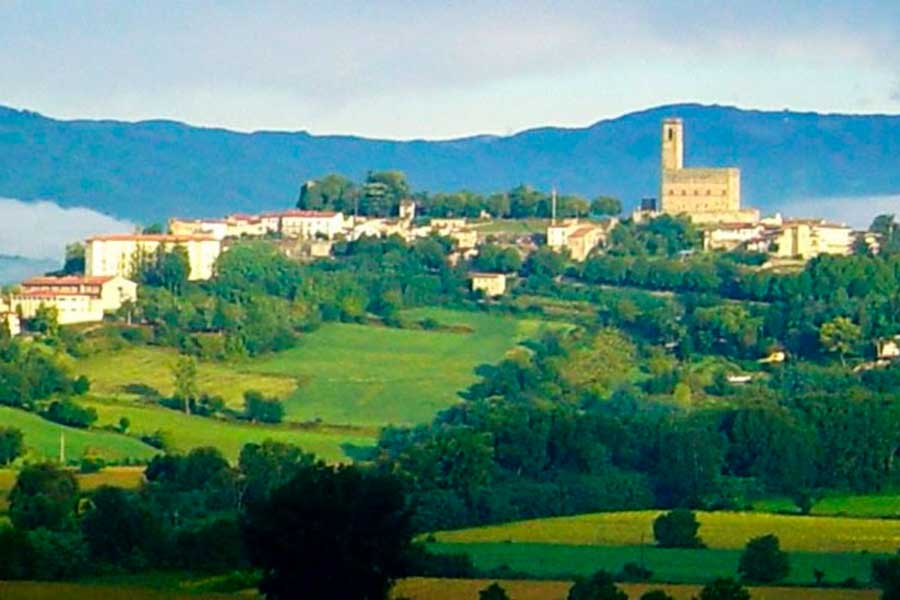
[547,219,614,261]
[261,210,345,239]
[470,273,507,297]
[85,234,222,281]
[703,223,765,252]
[20,275,137,312]
[769,219,854,259]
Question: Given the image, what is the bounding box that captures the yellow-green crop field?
[433,510,900,553]
[392,578,877,600]
[0,466,145,512]
[0,581,246,600]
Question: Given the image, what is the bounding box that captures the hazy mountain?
[2,103,900,224]
[0,255,59,285]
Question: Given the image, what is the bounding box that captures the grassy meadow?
[0,581,243,600]
[754,493,900,519]
[432,510,900,553]
[0,406,158,463]
[245,308,562,426]
[393,578,877,600]
[82,398,373,462]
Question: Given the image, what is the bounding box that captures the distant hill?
[0,255,59,285]
[2,103,900,223]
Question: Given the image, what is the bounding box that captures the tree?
[653,509,704,548]
[242,463,413,600]
[298,174,358,213]
[40,399,97,428]
[81,486,162,567]
[9,463,79,531]
[738,534,789,583]
[243,390,285,424]
[479,582,510,600]
[819,316,861,365]
[30,304,59,336]
[61,242,85,274]
[172,355,198,415]
[695,578,750,600]
[0,427,24,466]
[872,555,900,600]
[591,196,623,216]
[567,570,628,600]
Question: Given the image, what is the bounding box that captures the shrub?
[243,390,285,424]
[738,534,790,583]
[696,578,750,600]
[620,561,653,581]
[653,509,704,548]
[568,570,628,600]
[40,399,97,428]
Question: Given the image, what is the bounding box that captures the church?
[659,118,759,224]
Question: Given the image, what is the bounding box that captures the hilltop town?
[0,118,879,336]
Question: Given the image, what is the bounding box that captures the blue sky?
[1,1,899,139]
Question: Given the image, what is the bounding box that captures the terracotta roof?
[87,233,218,242]
[23,275,116,286]
[260,210,339,218]
[469,272,506,279]
[15,290,94,298]
[170,218,227,224]
[569,226,601,239]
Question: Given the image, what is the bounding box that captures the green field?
[755,493,900,519]
[75,346,297,409]
[471,219,549,235]
[245,308,560,426]
[433,510,900,553]
[427,542,880,586]
[0,581,243,600]
[0,406,158,463]
[82,398,373,462]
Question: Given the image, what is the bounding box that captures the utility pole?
[59,430,66,464]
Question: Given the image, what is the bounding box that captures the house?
[450,229,478,251]
[399,199,417,221]
[224,214,268,238]
[876,338,900,360]
[20,275,137,312]
[703,223,765,252]
[430,218,468,235]
[263,210,345,239]
[0,300,20,336]
[769,219,854,259]
[168,218,229,240]
[85,234,222,281]
[547,219,613,261]
[470,273,507,297]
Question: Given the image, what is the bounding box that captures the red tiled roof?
[15,290,94,298]
[569,226,600,239]
[259,210,339,218]
[23,275,115,286]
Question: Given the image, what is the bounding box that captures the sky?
[1,1,899,140]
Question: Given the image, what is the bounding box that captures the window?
[668,129,674,141]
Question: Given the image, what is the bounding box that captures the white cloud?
[0,198,133,261]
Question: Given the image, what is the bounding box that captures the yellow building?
[21,275,137,312]
[0,303,20,336]
[85,234,222,281]
[660,118,758,224]
[12,291,106,325]
[168,218,228,240]
[262,210,345,239]
[470,273,507,297]
[769,219,854,259]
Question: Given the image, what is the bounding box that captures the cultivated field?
[392,578,877,600]
[755,493,900,519]
[426,542,880,585]
[432,510,900,553]
[0,581,244,600]
[0,466,144,512]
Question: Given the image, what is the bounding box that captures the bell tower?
[661,118,683,171]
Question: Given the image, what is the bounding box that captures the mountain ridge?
[2,103,900,223]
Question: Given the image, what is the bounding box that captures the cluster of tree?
[377,326,900,533]
[298,171,622,219]
[0,441,419,600]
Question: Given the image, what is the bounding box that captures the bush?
[479,582,510,600]
[653,509,704,548]
[27,527,91,580]
[0,427,25,466]
[568,570,628,600]
[696,578,750,600]
[640,591,675,600]
[619,561,653,581]
[40,399,97,428]
[738,534,789,583]
[243,390,284,424]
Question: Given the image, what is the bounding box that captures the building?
[12,291,106,325]
[262,210,345,239]
[659,118,759,224]
[703,223,765,252]
[547,219,613,261]
[0,298,20,336]
[85,234,222,281]
[224,214,268,238]
[168,218,229,240]
[769,219,854,259]
[21,275,137,312]
[470,273,507,297]
[450,228,478,251]
[399,199,416,221]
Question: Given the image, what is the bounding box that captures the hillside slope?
[2,103,900,222]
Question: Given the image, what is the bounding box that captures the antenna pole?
[551,188,557,225]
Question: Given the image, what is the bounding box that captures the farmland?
[432,509,900,553]
[392,578,877,600]
[754,493,900,519]
[426,542,881,585]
